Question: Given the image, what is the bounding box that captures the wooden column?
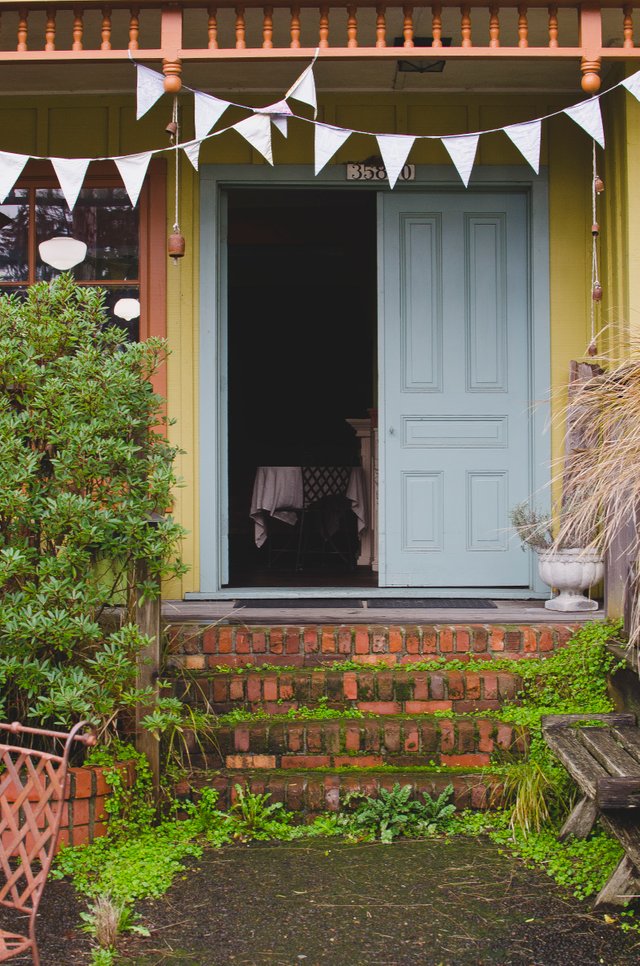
[133,556,161,801]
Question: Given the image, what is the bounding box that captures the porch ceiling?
[0,56,617,96]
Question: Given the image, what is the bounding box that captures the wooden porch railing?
[0,1,638,92]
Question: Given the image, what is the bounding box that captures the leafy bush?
[340,783,456,843]
[0,276,185,739]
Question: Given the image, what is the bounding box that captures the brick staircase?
[166,622,579,815]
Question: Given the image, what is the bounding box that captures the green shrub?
[0,276,185,740]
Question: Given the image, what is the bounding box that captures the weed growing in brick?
[338,782,456,843]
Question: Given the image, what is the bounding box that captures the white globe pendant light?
[38,236,87,270]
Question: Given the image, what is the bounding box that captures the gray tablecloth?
[250,466,368,548]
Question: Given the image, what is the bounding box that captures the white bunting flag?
[376,134,416,189]
[441,134,479,187]
[314,124,351,175]
[182,139,202,171]
[285,63,317,118]
[194,92,230,142]
[233,114,273,165]
[258,99,293,138]
[52,157,91,210]
[621,70,640,102]
[0,152,29,203]
[503,119,541,174]
[114,151,152,206]
[564,98,605,148]
[136,64,166,120]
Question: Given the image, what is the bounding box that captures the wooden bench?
[542,712,640,906]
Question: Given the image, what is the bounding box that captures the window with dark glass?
[0,185,141,341]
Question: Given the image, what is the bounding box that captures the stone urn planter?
[537,548,604,611]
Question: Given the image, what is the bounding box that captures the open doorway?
[227,188,377,587]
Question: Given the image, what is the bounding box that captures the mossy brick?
[406,699,453,713]
[439,719,455,754]
[497,673,521,699]
[279,675,295,701]
[422,628,437,653]
[270,629,285,654]
[456,719,476,753]
[355,628,370,653]
[343,671,358,700]
[383,722,402,753]
[404,724,420,753]
[324,722,342,754]
[505,630,523,652]
[456,628,471,652]
[471,626,489,652]
[212,677,229,704]
[282,755,330,768]
[480,671,499,700]
[345,725,361,752]
[303,627,319,652]
[287,724,304,753]
[310,672,326,700]
[441,753,491,767]
[321,629,337,653]
[263,675,278,702]
[477,719,495,753]
[226,754,276,769]
[358,672,376,701]
[419,720,439,752]
[495,723,516,750]
[394,673,413,702]
[234,726,251,753]
[325,673,345,702]
[358,701,402,714]
[429,673,446,700]
[252,631,267,653]
[406,631,421,654]
[439,628,454,653]
[306,724,324,753]
[363,720,382,752]
[307,778,325,812]
[338,628,353,654]
[324,777,341,811]
[446,671,465,701]
[464,673,481,700]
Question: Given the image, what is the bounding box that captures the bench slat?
[541,713,635,730]
[612,726,640,766]
[579,728,640,778]
[598,777,640,809]
[544,727,608,799]
[600,812,640,870]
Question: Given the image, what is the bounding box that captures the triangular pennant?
[136,64,166,120]
[314,123,351,175]
[441,134,479,187]
[182,139,202,171]
[621,70,640,102]
[0,152,29,203]
[114,151,152,206]
[233,114,273,165]
[376,134,415,189]
[258,100,293,139]
[503,120,541,174]
[52,157,91,210]
[564,98,605,148]
[285,64,317,118]
[194,91,230,141]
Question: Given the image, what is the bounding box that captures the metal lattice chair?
[0,721,95,965]
[295,466,357,571]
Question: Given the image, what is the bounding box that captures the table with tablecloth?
[250,465,368,548]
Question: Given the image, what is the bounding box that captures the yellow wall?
[0,90,606,595]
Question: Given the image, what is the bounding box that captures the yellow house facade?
[1,1,639,602]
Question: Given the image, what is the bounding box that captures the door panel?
[381,192,531,587]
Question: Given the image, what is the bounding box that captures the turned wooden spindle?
[262,6,273,47]
[517,4,528,47]
[319,5,329,46]
[403,6,414,46]
[207,6,218,48]
[235,6,246,48]
[128,7,140,49]
[431,5,442,47]
[45,7,56,50]
[623,4,634,48]
[547,4,558,47]
[72,7,83,51]
[376,5,386,46]
[347,6,358,47]
[290,6,301,47]
[461,5,472,46]
[100,6,112,49]
[489,6,499,46]
[17,8,28,51]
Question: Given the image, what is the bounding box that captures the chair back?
[302,466,351,508]
[0,721,94,916]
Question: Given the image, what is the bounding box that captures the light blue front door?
[380,191,531,587]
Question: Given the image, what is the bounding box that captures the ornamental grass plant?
[0,276,186,743]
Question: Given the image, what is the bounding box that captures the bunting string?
[0,55,639,208]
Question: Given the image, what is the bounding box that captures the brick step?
[192,768,501,814]
[167,622,577,669]
[208,715,525,770]
[175,666,523,715]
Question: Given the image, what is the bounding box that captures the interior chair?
[294,466,358,572]
[0,720,95,965]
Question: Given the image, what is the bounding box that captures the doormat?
[234,599,364,609]
[365,598,498,609]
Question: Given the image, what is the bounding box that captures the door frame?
[192,163,550,600]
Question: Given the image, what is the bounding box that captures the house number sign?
[346,163,415,182]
